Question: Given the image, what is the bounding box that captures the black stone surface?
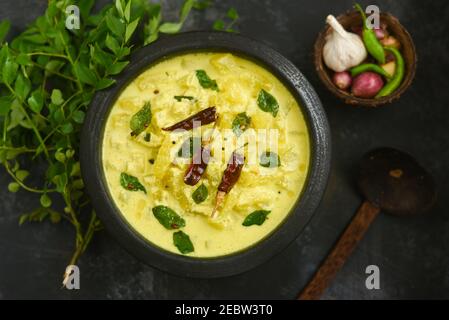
[0,0,448,299]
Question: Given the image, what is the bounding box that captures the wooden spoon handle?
[298,201,380,300]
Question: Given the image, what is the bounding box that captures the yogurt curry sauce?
[102,53,310,257]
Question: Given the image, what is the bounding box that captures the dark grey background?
[1,0,448,299]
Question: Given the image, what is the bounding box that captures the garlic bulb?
[323,15,367,72]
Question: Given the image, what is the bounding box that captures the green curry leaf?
[27,90,44,114]
[120,172,146,194]
[242,210,271,226]
[173,230,194,254]
[196,70,219,91]
[192,183,208,204]
[0,20,11,44]
[232,112,251,137]
[174,95,195,102]
[257,89,279,117]
[130,101,152,137]
[152,205,186,230]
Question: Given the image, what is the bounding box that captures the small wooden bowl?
[314,11,417,107]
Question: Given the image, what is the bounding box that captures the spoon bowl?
[358,147,436,215]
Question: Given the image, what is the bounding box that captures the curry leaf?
[72,110,86,124]
[193,0,212,10]
[3,58,19,85]
[192,183,208,204]
[61,122,74,134]
[27,90,44,114]
[232,112,251,137]
[106,61,129,75]
[91,43,113,67]
[16,53,33,66]
[120,172,146,193]
[159,22,182,34]
[196,69,219,91]
[152,205,186,230]
[227,7,239,20]
[213,7,239,32]
[0,20,11,43]
[257,89,279,117]
[124,0,132,22]
[159,0,194,34]
[74,61,97,86]
[115,0,124,18]
[174,95,195,102]
[143,4,161,45]
[130,101,152,136]
[8,182,20,193]
[51,89,64,106]
[106,14,125,38]
[213,20,225,31]
[125,18,140,43]
[105,33,120,54]
[0,95,13,116]
[242,210,271,226]
[173,230,194,254]
[40,193,52,208]
[14,74,31,101]
[96,78,116,90]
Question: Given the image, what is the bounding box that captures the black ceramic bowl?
[80,31,330,278]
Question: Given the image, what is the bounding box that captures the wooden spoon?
[298,147,436,300]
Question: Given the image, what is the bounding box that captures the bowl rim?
[80,31,331,278]
[314,11,417,107]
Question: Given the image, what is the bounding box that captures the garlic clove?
[323,15,367,72]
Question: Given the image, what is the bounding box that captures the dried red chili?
[184,146,211,186]
[218,152,245,193]
[212,151,245,217]
[162,107,217,131]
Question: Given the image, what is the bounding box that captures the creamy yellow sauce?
[102,53,309,257]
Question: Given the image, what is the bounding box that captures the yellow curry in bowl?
[102,52,310,257]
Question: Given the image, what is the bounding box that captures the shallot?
[333,71,352,90]
[351,72,384,98]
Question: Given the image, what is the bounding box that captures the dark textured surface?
[1,0,448,299]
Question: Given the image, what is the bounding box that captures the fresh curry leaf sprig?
[0,0,228,278]
[142,0,204,45]
[213,7,239,32]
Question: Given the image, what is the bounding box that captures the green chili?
[354,3,385,64]
[351,63,392,79]
[376,47,404,98]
